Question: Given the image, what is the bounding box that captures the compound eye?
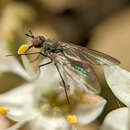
[33,36,45,48]
[33,40,39,47]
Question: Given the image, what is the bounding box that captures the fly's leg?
[38,58,53,73]
[39,60,53,68]
[33,53,53,76]
[7,51,53,67]
[35,54,70,105]
[7,52,47,57]
[38,53,70,104]
[54,62,70,104]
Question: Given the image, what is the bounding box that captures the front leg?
[7,52,48,57]
[39,58,53,68]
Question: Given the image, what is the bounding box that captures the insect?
[8,30,120,104]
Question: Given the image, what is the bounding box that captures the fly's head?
[25,30,45,48]
[32,36,45,48]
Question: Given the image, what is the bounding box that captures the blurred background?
[0,0,130,129]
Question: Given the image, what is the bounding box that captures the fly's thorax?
[43,39,63,53]
[36,86,83,118]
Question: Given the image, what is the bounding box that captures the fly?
[8,30,120,104]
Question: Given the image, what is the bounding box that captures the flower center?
[38,88,82,117]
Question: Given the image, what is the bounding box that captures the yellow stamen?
[67,114,78,124]
[18,44,29,54]
[0,107,9,116]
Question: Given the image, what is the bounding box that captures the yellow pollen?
[18,44,29,54]
[0,107,9,116]
[67,114,78,124]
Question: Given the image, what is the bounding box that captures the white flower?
[0,40,35,80]
[101,107,129,130]
[101,65,130,130]
[0,50,106,130]
[103,65,130,106]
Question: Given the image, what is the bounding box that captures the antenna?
[25,30,34,39]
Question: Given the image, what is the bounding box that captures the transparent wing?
[55,53,101,94]
[59,42,120,65]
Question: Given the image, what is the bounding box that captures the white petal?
[128,107,130,130]
[0,42,30,80]
[21,55,37,80]
[29,115,72,130]
[74,95,106,125]
[101,107,129,130]
[0,83,36,121]
[103,65,130,106]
